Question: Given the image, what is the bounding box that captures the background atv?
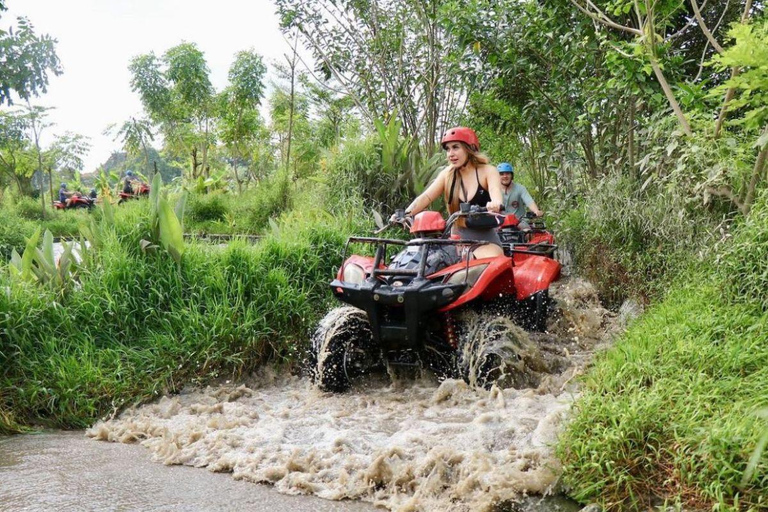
[498,211,557,259]
[53,194,95,210]
[118,183,150,204]
[310,206,561,392]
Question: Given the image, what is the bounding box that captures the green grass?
[0,188,367,433]
[555,173,722,307]
[559,192,768,510]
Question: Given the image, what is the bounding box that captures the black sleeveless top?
[449,167,491,206]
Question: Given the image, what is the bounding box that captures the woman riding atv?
[397,127,504,259]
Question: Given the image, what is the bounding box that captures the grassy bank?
[559,194,768,510]
[0,190,368,434]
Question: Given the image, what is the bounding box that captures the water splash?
[88,277,617,511]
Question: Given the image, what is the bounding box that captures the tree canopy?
[0,11,61,105]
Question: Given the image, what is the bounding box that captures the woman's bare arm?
[405,168,448,214]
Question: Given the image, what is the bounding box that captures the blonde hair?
[443,143,490,215]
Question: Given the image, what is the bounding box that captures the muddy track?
[88,277,631,511]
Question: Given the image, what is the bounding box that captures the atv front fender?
[437,256,517,312]
[513,256,561,300]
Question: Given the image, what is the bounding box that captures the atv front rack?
[342,236,488,281]
[335,236,490,349]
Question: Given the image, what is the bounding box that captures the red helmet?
[441,127,479,151]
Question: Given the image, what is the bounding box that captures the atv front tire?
[311,306,376,392]
[456,310,541,389]
[529,290,549,332]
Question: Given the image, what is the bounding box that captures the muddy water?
[85,278,621,512]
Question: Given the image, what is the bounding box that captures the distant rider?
[59,183,75,208]
[123,170,137,194]
[498,163,543,231]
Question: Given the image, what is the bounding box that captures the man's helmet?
[126,170,134,177]
[498,162,514,174]
[441,127,479,151]
[60,182,67,188]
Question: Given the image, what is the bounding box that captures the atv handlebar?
[375,208,413,234]
[443,205,505,237]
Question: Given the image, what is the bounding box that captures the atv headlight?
[342,263,366,284]
[443,264,489,288]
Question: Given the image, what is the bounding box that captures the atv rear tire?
[311,306,376,392]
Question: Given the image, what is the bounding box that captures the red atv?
[498,211,557,260]
[52,193,95,210]
[310,205,561,392]
[117,183,150,204]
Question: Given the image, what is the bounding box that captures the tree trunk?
[714,0,753,138]
[191,147,198,180]
[40,171,46,216]
[48,168,53,206]
[742,125,768,214]
[649,57,693,136]
[628,95,636,180]
[233,162,243,194]
[285,34,299,175]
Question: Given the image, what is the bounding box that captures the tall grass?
[183,171,292,235]
[0,190,369,433]
[555,173,724,306]
[558,192,768,510]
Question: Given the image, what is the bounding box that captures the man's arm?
[521,186,543,217]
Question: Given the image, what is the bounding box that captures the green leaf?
[174,191,188,230]
[19,227,42,281]
[158,197,185,263]
[756,130,768,150]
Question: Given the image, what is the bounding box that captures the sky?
[3,0,301,173]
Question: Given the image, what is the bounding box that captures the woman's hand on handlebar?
[485,200,502,213]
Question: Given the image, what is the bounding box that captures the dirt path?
[0,431,374,511]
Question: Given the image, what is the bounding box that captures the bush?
[717,189,768,311]
[14,196,48,221]
[558,276,768,511]
[559,193,768,510]
[554,173,722,306]
[240,171,292,232]
[41,212,89,238]
[187,193,230,224]
[0,213,34,260]
[0,198,362,432]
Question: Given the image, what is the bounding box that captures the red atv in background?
[310,205,561,392]
[118,182,150,204]
[52,193,95,210]
[498,211,557,261]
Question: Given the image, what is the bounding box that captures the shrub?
[558,275,768,511]
[554,173,722,306]
[14,196,48,221]
[0,213,34,260]
[240,171,292,232]
[0,197,362,432]
[41,212,89,238]
[187,193,230,224]
[717,189,768,311]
